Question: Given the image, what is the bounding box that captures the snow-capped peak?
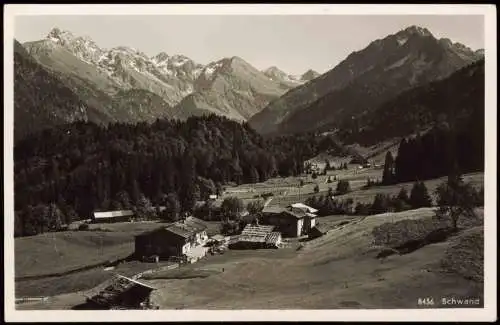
[203,60,224,79]
[46,27,76,44]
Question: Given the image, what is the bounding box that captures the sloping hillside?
[19,208,483,309]
[345,59,484,146]
[14,40,108,141]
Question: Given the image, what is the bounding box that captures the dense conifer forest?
[14,114,346,236]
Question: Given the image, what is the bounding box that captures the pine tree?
[409,182,433,209]
[382,151,395,185]
[162,193,181,222]
[325,159,331,171]
[396,187,409,203]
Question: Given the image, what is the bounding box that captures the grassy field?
[15,220,222,280]
[257,171,484,207]
[15,260,173,297]
[15,231,136,278]
[19,206,484,310]
[14,218,223,298]
[14,169,484,309]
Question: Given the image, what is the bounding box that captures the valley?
[11,20,487,313]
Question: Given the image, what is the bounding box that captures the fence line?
[15,297,49,304]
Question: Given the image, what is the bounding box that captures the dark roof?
[279,209,306,219]
[262,206,286,214]
[135,217,207,238]
[84,274,156,306]
[164,216,208,238]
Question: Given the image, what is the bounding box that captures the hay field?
[15,231,136,278]
[264,171,484,207]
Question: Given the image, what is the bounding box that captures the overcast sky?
[15,15,484,75]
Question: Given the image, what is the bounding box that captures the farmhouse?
[83,274,156,309]
[261,204,317,237]
[93,210,134,223]
[134,216,209,263]
[228,224,281,249]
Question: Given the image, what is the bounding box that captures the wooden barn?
[134,216,209,262]
[83,274,157,309]
[228,224,281,250]
[93,210,134,223]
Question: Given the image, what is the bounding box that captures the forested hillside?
[14,114,344,237]
[342,60,485,146]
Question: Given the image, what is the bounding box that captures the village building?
[83,274,157,309]
[228,224,281,249]
[134,216,209,263]
[261,204,317,237]
[93,210,134,223]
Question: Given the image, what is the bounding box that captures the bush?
[372,216,446,248]
[306,195,355,216]
[434,174,480,230]
[370,193,392,215]
[261,192,274,199]
[78,223,89,231]
[220,220,241,236]
[335,180,351,195]
[355,202,371,215]
[313,184,320,193]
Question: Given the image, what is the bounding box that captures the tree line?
[14,114,342,237]
[381,117,483,185]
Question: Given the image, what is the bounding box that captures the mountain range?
[16,28,312,140]
[14,25,484,144]
[248,25,484,136]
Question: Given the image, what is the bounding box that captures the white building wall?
[297,219,304,237]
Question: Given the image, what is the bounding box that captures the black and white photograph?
[3,4,497,322]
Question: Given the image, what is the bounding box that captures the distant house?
[93,210,134,223]
[83,274,157,309]
[134,216,209,263]
[208,194,218,200]
[228,224,281,249]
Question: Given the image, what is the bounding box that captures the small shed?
[83,274,156,309]
[93,210,134,223]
